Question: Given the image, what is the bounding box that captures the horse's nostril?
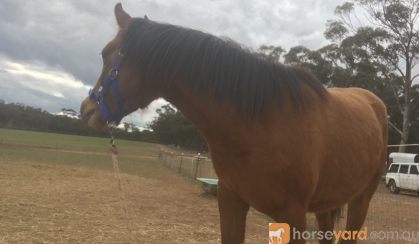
[81,108,95,122]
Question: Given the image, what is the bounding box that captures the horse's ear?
[114,3,131,29]
[144,15,149,20]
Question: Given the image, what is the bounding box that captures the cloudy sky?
[0,0,346,127]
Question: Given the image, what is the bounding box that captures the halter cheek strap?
[89,55,125,124]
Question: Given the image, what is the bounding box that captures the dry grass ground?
[306,183,419,243]
[0,157,268,244]
[1,154,419,244]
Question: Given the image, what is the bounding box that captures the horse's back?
[326,87,387,141]
[328,87,387,120]
[324,87,387,161]
[308,87,388,209]
[330,87,388,165]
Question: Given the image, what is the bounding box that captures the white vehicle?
[385,153,419,195]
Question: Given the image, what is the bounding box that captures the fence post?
[163,151,167,164]
[190,157,194,177]
[194,153,201,179]
[169,152,174,168]
[178,153,184,173]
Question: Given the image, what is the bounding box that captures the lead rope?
[108,125,137,243]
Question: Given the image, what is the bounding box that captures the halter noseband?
[89,53,125,125]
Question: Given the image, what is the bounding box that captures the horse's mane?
[121,18,326,116]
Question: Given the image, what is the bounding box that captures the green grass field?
[0,128,164,178]
[0,128,157,153]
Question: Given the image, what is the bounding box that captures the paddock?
[0,129,267,243]
[0,129,418,243]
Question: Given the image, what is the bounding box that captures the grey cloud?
[0,78,68,112]
[0,0,116,85]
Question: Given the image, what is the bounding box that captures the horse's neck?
[162,80,317,153]
[163,83,241,144]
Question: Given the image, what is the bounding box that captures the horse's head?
[80,4,156,131]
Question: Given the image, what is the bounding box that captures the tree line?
[0,101,206,150]
[0,101,153,142]
[0,101,206,151]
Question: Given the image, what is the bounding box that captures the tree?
[256,45,285,62]
[148,104,207,151]
[325,0,419,151]
[284,45,343,86]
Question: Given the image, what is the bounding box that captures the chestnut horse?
[80,4,387,244]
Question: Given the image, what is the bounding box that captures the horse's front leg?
[218,182,249,244]
[272,203,307,244]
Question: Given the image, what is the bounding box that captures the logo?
[269,223,290,244]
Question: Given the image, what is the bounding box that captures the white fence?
[159,149,217,179]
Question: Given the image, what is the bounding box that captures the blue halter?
[89,55,125,125]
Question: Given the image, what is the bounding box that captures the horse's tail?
[331,207,343,227]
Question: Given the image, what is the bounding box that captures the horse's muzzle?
[80,98,96,123]
[81,107,95,123]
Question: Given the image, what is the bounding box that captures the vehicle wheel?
[388,180,399,194]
